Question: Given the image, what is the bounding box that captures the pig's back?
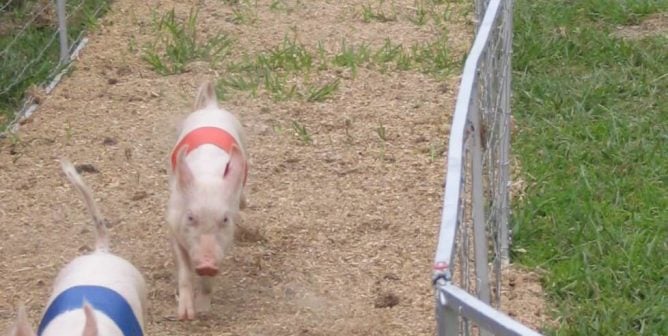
[178,106,246,154]
[48,252,146,327]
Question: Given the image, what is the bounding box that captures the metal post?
[498,0,513,267]
[436,283,460,336]
[55,0,69,63]
[470,84,493,336]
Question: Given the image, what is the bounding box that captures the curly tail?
[60,159,110,252]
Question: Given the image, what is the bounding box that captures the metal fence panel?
[436,284,542,336]
[433,0,540,334]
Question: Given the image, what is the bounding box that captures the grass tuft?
[408,0,429,26]
[410,34,454,76]
[373,38,403,64]
[219,73,260,96]
[306,79,340,102]
[376,122,387,142]
[261,37,313,72]
[361,1,397,23]
[218,36,319,101]
[291,120,312,144]
[229,0,258,25]
[269,0,302,13]
[143,8,233,75]
[262,70,297,101]
[333,41,371,74]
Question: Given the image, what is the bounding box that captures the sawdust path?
[0,1,547,335]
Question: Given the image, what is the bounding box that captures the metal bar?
[436,281,460,336]
[469,86,493,336]
[498,0,514,267]
[56,0,69,63]
[460,140,472,298]
[439,284,544,336]
[433,0,505,273]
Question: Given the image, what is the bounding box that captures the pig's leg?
[195,276,214,314]
[173,239,196,320]
[240,190,247,209]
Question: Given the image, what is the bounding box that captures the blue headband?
[37,285,143,336]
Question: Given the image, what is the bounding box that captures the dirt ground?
[0,0,549,335]
[613,12,668,40]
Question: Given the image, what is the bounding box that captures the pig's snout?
[195,262,219,276]
[194,234,221,277]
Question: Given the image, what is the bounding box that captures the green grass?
[329,37,455,77]
[229,0,258,25]
[291,120,312,144]
[219,73,260,95]
[333,41,371,74]
[219,36,315,100]
[511,1,668,335]
[306,79,340,102]
[262,70,298,101]
[269,0,303,13]
[373,39,414,70]
[143,8,233,75]
[361,1,397,23]
[259,37,313,72]
[409,34,454,76]
[408,0,429,26]
[0,0,110,131]
[144,3,457,103]
[376,121,387,142]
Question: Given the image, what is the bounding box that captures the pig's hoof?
[177,296,196,320]
[177,308,196,321]
[163,315,180,321]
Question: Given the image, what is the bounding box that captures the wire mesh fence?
[0,0,109,131]
[432,0,540,335]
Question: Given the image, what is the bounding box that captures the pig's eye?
[220,216,229,227]
[186,212,196,226]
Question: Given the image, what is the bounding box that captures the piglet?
[166,81,249,320]
[7,159,147,336]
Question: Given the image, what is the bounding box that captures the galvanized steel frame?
[433,0,541,334]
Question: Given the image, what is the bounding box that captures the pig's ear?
[176,145,194,194]
[8,305,35,336]
[82,302,98,336]
[223,145,245,186]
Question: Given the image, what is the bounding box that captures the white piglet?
[7,159,147,336]
[167,81,249,320]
